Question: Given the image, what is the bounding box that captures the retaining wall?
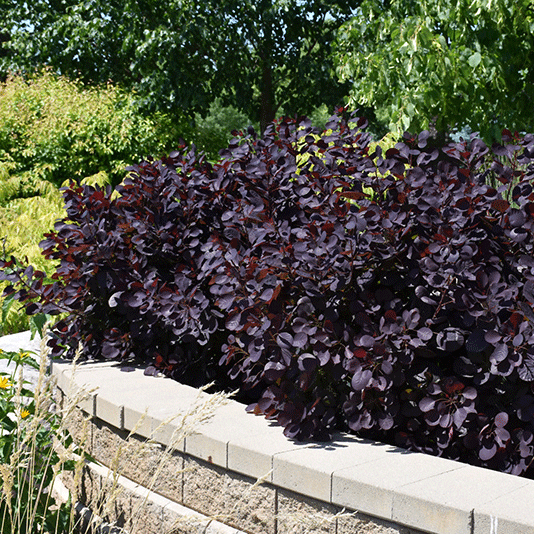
[51,359,534,534]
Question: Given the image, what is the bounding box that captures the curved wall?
[52,359,534,534]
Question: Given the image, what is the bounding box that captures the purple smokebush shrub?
[3,110,534,477]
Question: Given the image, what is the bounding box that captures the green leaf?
[401,114,411,132]
[29,312,51,340]
[0,293,16,335]
[468,51,482,68]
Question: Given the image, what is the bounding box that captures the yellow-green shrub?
[0,189,64,334]
[0,71,183,187]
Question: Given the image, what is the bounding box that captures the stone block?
[150,412,186,453]
[183,456,276,534]
[274,434,392,503]
[139,447,184,505]
[228,424,312,483]
[77,463,102,512]
[128,489,166,534]
[337,512,425,534]
[276,487,338,534]
[98,475,133,531]
[332,448,462,522]
[92,418,130,468]
[61,405,93,454]
[392,463,529,534]
[473,478,534,534]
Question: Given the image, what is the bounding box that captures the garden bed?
[51,356,534,534]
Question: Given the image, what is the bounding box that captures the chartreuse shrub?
[4,110,534,478]
[0,184,64,335]
[0,71,183,188]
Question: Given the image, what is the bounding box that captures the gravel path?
[0,331,45,390]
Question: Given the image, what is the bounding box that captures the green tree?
[334,0,534,141]
[1,0,355,133]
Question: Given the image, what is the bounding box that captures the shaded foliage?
[3,111,534,477]
[0,0,355,133]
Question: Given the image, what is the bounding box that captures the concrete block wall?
[51,359,534,534]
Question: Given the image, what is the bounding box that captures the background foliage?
[193,99,256,160]
[0,0,355,133]
[335,0,534,141]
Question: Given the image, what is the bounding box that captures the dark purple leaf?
[293,332,308,349]
[298,353,317,373]
[490,344,509,364]
[479,444,497,461]
[419,397,435,412]
[351,369,372,391]
[518,355,534,382]
[417,327,433,341]
[484,331,502,344]
[466,329,488,353]
[436,328,465,352]
[495,412,509,428]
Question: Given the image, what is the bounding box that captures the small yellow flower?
[18,351,29,359]
[0,377,12,389]
[20,409,30,419]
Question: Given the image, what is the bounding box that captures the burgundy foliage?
[3,110,534,477]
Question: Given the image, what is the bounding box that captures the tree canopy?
[335,0,534,141]
[1,0,356,132]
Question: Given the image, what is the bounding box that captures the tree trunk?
[260,62,275,134]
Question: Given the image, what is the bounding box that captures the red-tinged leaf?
[492,199,510,213]
[268,284,281,304]
[510,312,523,328]
[257,269,270,281]
[443,379,464,396]
[353,348,367,359]
[339,191,367,200]
[322,222,335,234]
[443,226,454,238]
[384,309,397,322]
